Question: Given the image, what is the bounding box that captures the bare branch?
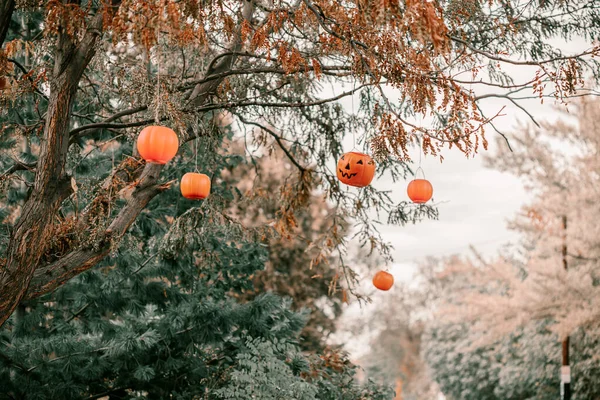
[235,114,307,172]
[451,35,599,66]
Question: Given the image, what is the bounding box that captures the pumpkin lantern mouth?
[338,170,358,179]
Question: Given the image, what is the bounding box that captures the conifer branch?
[88,387,130,400]
[0,350,28,373]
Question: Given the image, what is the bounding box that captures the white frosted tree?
[422,97,600,399]
[438,97,600,340]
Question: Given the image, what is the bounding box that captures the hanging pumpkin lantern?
[407,178,433,203]
[373,271,394,291]
[137,126,179,164]
[180,172,211,200]
[336,152,376,187]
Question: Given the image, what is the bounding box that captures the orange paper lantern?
[336,152,376,187]
[373,271,394,291]
[407,179,433,203]
[180,172,211,200]
[136,126,179,164]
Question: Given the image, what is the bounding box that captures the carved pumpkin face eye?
[357,160,363,165]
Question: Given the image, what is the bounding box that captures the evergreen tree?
[1,0,599,323]
[0,127,393,398]
[226,143,346,352]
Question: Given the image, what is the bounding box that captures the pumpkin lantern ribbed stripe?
[180,172,211,200]
[137,126,179,164]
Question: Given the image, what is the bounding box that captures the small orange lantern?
[336,152,376,187]
[407,179,433,203]
[136,126,179,164]
[180,172,211,200]
[373,271,394,291]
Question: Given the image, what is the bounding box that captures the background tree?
[225,140,346,352]
[376,98,600,399]
[433,97,600,341]
[356,285,440,400]
[1,0,600,326]
[355,253,600,399]
[421,255,600,400]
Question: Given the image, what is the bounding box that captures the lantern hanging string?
[414,166,426,180]
[194,127,199,172]
[418,123,422,170]
[416,106,423,169]
[351,76,357,151]
[154,30,161,124]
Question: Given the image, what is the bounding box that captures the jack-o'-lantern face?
[336,152,376,187]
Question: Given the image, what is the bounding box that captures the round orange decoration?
[180,172,211,200]
[407,179,433,203]
[373,271,394,291]
[336,152,376,187]
[136,126,179,164]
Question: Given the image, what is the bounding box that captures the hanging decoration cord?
[418,132,422,169]
[154,31,161,124]
[415,107,423,177]
[414,166,426,180]
[351,77,357,151]
[194,125,199,172]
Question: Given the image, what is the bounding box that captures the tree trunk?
[0,1,254,326]
[0,12,105,327]
[0,0,15,46]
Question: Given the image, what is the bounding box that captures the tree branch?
[25,164,169,299]
[0,160,36,179]
[69,105,149,142]
[235,114,307,172]
[7,58,49,100]
[451,35,599,66]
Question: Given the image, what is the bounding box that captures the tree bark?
[0,0,15,47]
[0,12,106,327]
